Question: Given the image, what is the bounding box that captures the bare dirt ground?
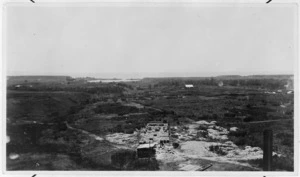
[153,120,278,171]
[101,119,267,171]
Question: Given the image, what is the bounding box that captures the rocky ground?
[155,120,282,171]
[97,119,278,171]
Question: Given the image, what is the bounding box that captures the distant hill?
[215,75,293,80]
[144,74,293,81]
[7,75,71,86]
[215,75,242,79]
[243,75,293,80]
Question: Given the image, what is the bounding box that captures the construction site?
[137,121,170,158]
[116,119,280,171]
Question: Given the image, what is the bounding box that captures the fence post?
[263,129,273,171]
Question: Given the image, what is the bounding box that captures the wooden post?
[263,129,273,171]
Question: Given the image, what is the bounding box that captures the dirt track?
[248,119,293,124]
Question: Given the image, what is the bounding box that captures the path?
[248,119,293,124]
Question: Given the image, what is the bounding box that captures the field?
[6,75,294,171]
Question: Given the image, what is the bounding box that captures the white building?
[218,81,224,87]
[185,84,194,88]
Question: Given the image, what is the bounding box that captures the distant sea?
[88,79,141,83]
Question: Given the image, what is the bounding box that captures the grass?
[245,155,294,171]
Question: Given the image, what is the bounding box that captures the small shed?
[137,143,156,158]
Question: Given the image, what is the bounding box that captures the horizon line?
[7,73,294,79]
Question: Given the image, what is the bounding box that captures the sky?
[5,4,297,78]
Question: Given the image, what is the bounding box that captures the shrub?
[197,125,207,131]
[224,112,236,118]
[197,131,208,138]
[276,132,292,139]
[209,145,227,155]
[234,137,246,146]
[273,155,294,171]
[243,117,254,122]
[128,158,159,171]
[281,138,293,146]
[229,130,247,137]
[111,150,136,170]
[172,142,179,149]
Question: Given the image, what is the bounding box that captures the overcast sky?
[5,4,296,78]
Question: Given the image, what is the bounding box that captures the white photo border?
[1,1,299,177]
